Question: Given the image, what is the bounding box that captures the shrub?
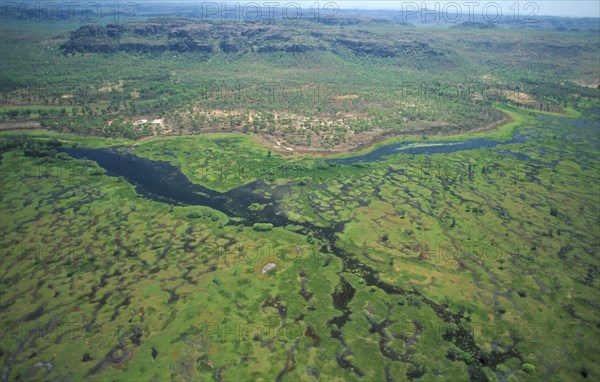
[446,345,474,364]
[522,363,535,374]
[407,295,421,308]
[252,223,274,232]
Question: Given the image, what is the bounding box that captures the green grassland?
[0,146,347,381]
[1,102,598,381]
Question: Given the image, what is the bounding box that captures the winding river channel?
[64,131,528,210]
[62,111,598,381]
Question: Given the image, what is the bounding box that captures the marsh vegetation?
[1,5,599,382]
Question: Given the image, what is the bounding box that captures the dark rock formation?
[60,18,448,63]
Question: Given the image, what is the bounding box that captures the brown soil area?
[0,112,514,157]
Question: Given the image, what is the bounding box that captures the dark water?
[65,148,220,206]
[65,131,526,208]
[64,148,292,226]
[62,107,600,216]
[328,134,527,165]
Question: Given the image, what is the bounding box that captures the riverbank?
[0,103,579,158]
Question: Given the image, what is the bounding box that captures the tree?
[446,345,460,361]
[191,119,201,134]
[406,355,426,379]
[441,322,458,341]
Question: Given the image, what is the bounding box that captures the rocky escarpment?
[60,18,449,62]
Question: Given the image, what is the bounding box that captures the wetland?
[1,6,599,382]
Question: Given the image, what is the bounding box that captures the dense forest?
[1,13,598,149]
